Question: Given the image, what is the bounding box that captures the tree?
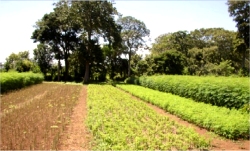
[227,0,250,68]
[153,50,186,75]
[33,43,54,76]
[117,16,150,77]
[31,1,79,82]
[4,51,34,72]
[71,1,122,83]
[170,31,192,56]
[150,33,173,55]
[188,28,242,75]
[151,31,192,57]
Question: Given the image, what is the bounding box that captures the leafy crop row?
[1,72,44,93]
[135,75,249,109]
[1,83,81,150]
[117,84,249,139]
[87,84,209,150]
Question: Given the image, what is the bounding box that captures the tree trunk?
[84,61,90,84]
[84,30,92,84]
[57,59,61,81]
[242,49,246,69]
[110,59,115,79]
[64,56,69,82]
[128,48,131,77]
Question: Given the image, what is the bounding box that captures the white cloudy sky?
[0,0,237,63]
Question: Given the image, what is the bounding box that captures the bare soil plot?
[0,83,82,150]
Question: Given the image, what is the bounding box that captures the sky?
[0,0,237,63]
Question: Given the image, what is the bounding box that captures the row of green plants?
[126,75,249,110]
[87,84,210,150]
[1,72,44,93]
[1,83,82,150]
[117,84,249,139]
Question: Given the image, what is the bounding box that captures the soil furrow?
[58,85,92,150]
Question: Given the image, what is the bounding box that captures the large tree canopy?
[31,1,79,81]
[117,16,150,76]
[31,0,122,83]
[227,0,250,69]
[33,43,54,76]
[227,0,249,47]
[71,0,122,83]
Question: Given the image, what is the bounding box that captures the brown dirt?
[118,88,250,150]
[58,85,92,150]
[0,91,48,117]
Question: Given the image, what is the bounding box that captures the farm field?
[117,84,249,139]
[1,83,82,150]
[0,82,249,150]
[87,84,209,150]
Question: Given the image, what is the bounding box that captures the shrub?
[0,72,44,93]
[137,75,249,109]
[124,76,140,84]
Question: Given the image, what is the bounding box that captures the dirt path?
[58,85,92,150]
[118,88,250,150]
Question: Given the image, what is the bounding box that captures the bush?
[0,72,44,93]
[137,75,249,109]
[124,76,140,84]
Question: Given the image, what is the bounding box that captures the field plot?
[1,84,49,114]
[87,84,209,150]
[117,84,249,140]
[0,83,82,150]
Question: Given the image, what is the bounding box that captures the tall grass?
[0,72,44,93]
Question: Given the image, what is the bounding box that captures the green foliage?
[106,79,116,87]
[87,84,209,150]
[153,50,186,75]
[16,59,33,72]
[151,31,192,56]
[117,84,249,139]
[33,43,54,75]
[30,64,42,73]
[124,76,139,84]
[0,72,44,93]
[117,16,150,76]
[213,60,235,76]
[238,67,249,77]
[227,0,249,48]
[151,28,248,76]
[71,1,122,83]
[137,75,249,109]
[238,103,250,113]
[4,51,34,72]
